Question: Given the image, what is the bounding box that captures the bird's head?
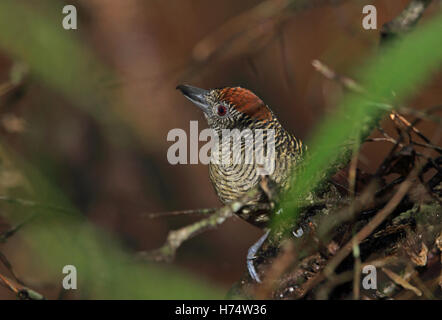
[177,84,274,131]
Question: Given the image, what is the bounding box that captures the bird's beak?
[176,84,210,114]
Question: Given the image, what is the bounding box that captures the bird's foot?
[246,226,304,283]
[246,230,270,283]
[292,226,304,238]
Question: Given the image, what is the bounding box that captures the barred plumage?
[177,84,304,228]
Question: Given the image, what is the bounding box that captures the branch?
[143,207,217,219]
[297,168,419,298]
[381,0,433,42]
[313,59,440,153]
[140,184,267,262]
[0,196,77,215]
[0,273,45,300]
[0,61,28,97]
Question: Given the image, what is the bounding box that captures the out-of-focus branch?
[0,214,36,243]
[187,0,350,72]
[312,59,364,93]
[381,0,434,42]
[312,59,440,151]
[0,196,76,216]
[0,273,45,300]
[143,207,217,219]
[0,62,27,97]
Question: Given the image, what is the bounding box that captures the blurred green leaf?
[273,11,442,232]
[0,142,223,299]
[0,1,106,105]
[0,0,223,299]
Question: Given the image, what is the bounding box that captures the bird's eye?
[217,105,227,117]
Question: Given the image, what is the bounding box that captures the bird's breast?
[208,145,294,204]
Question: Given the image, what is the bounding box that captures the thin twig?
[0,273,45,300]
[297,168,419,298]
[0,196,77,215]
[0,213,37,243]
[324,170,417,276]
[381,0,434,42]
[398,105,442,125]
[382,267,422,297]
[313,59,440,151]
[352,240,361,300]
[142,208,217,219]
[139,186,263,262]
[0,251,23,285]
[312,60,364,93]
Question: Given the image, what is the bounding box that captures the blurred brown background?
[0,0,440,298]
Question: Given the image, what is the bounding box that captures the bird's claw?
[246,230,270,283]
[292,227,304,238]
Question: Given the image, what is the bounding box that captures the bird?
[176,84,305,282]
